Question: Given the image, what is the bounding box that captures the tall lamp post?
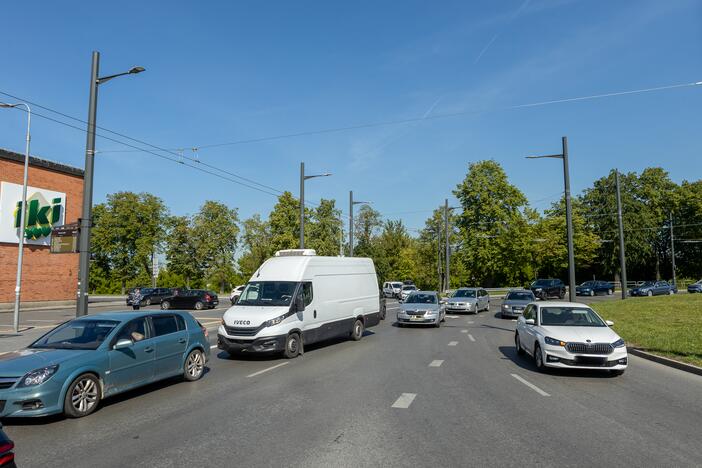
[77,51,145,317]
[0,102,31,333]
[349,191,370,257]
[299,162,331,249]
[527,136,576,302]
[443,199,459,293]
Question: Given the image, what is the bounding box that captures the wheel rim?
[355,322,363,337]
[162,302,169,309]
[590,291,594,296]
[186,351,204,378]
[196,302,203,310]
[535,348,543,367]
[515,335,520,351]
[288,335,298,354]
[71,378,98,413]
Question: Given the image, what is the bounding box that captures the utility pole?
[76,52,145,317]
[444,199,449,292]
[670,212,676,287]
[299,162,305,249]
[349,191,354,257]
[526,136,576,302]
[437,226,442,291]
[615,170,628,299]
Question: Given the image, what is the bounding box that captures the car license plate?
[513,307,523,311]
[410,315,423,321]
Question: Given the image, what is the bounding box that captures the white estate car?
[229,285,246,305]
[515,301,627,375]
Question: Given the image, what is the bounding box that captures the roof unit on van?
[274,249,317,257]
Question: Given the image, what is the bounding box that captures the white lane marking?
[26,319,61,323]
[210,345,218,349]
[510,374,550,396]
[246,362,289,378]
[447,315,460,319]
[391,393,417,408]
[429,360,444,367]
[467,321,475,324]
[448,341,458,346]
[460,329,469,333]
[468,334,476,342]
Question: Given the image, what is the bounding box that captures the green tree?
[307,199,342,256]
[269,192,301,252]
[90,191,168,293]
[192,201,240,293]
[238,214,273,279]
[164,215,202,288]
[353,205,382,258]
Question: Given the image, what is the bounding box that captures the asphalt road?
[4,299,702,467]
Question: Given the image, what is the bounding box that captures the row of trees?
[89,161,701,294]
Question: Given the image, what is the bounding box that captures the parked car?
[161,289,219,310]
[686,280,702,294]
[382,281,403,298]
[230,285,246,305]
[575,280,614,296]
[0,424,15,467]
[399,284,418,301]
[515,302,627,375]
[126,287,172,306]
[445,287,490,314]
[379,291,387,320]
[530,279,566,300]
[500,289,535,319]
[0,311,209,418]
[219,249,381,359]
[629,281,677,297]
[396,291,445,327]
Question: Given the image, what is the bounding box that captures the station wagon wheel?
[64,373,101,418]
[589,290,595,297]
[515,333,525,355]
[534,344,546,372]
[184,349,205,381]
[608,289,613,295]
[194,301,204,310]
[647,290,653,297]
[161,301,170,310]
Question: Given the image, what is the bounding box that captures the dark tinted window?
[175,314,186,331]
[152,315,179,336]
[301,282,313,307]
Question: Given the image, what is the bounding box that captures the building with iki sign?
[0,148,84,304]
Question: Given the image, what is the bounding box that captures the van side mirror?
[605,320,614,326]
[525,318,535,325]
[295,295,305,312]
[114,338,133,350]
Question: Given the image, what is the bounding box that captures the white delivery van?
[218,249,381,358]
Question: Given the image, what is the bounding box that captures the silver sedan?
[397,291,445,327]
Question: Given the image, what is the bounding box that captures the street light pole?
[348,191,370,257]
[526,136,576,302]
[0,102,31,333]
[299,162,331,249]
[669,212,676,287]
[444,199,449,292]
[615,170,628,299]
[77,51,145,317]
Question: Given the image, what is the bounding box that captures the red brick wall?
[0,158,83,303]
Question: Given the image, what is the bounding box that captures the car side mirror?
[114,338,133,350]
[295,295,305,312]
[525,319,535,325]
[605,320,614,326]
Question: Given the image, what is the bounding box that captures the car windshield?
[453,289,476,298]
[237,281,298,307]
[392,283,402,288]
[532,280,551,287]
[506,292,534,301]
[539,307,606,327]
[405,293,437,304]
[580,281,595,287]
[640,281,655,287]
[30,319,120,350]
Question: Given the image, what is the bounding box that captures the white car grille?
[566,342,614,355]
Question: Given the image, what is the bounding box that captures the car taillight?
[197,320,208,338]
[204,294,211,301]
[0,453,14,466]
[0,442,13,454]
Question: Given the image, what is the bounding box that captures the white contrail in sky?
[474,0,532,65]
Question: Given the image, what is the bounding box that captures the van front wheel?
[283,333,301,359]
[351,319,364,341]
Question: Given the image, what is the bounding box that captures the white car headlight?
[18,365,59,387]
[502,304,510,310]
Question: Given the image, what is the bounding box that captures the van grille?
[224,325,259,337]
[566,342,613,355]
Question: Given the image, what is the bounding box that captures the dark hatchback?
[126,287,173,306]
[0,425,15,467]
[529,279,566,300]
[161,289,219,310]
[576,280,615,296]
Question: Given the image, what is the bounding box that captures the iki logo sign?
[0,181,66,246]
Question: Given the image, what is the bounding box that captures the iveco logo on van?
[232,320,251,326]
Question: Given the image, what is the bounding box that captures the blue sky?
[1,0,700,233]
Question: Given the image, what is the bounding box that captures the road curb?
[0,301,126,313]
[628,347,702,377]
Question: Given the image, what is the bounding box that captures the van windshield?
[237,281,299,307]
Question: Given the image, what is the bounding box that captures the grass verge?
[591,294,702,368]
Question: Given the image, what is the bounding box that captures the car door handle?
[178,338,187,344]
[144,347,154,353]
[314,310,317,318]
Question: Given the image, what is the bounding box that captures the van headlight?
[18,365,59,387]
[265,314,288,327]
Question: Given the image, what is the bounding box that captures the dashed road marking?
[246,362,289,378]
[468,334,476,342]
[467,321,475,324]
[511,374,550,396]
[460,329,469,333]
[447,315,460,319]
[392,393,417,408]
[210,344,218,349]
[448,341,458,346]
[429,360,444,367]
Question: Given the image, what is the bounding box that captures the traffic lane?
[477,307,702,466]
[4,316,403,467]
